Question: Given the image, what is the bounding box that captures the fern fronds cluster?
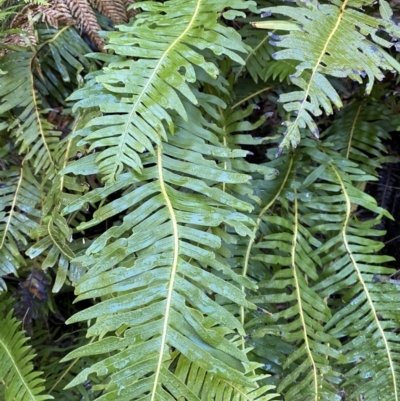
[1,0,400,399]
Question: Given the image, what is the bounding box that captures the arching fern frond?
[0,157,41,292]
[246,147,343,401]
[0,297,52,401]
[252,0,400,153]
[60,102,270,399]
[69,0,255,183]
[322,100,393,177]
[0,51,57,178]
[308,145,399,400]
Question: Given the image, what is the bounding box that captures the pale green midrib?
[284,0,348,141]
[0,168,23,249]
[345,103,362,160]
[150,146,180,400]
[235,34,269,82]
[47,217,72,261]
[291,190,319,400]
[0,330,37,401]
[331,163,398,401]
[114,0,202,179]
[29,59,54,171]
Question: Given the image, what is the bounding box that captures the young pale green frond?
[0,159,41,291]
[253,0,400,153]
[0,298,52,401]
[68,0,255,183]
[307,146,399,400]
[60,104,272,399]
[247,151,342,401]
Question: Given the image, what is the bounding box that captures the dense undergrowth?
[1,0,400,400]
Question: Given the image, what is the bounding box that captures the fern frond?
[64,0,104,50]
[174,353,280,400]
[252,0,400,152]
[0,298,52,401]
[89,0,128,23]
[246,148,343,400]
[59,101,272,399]
[308,144,400,400]
[322,100,394,177]
[69,0,253,183]
[0,51,58,177]
[0,160,41,291]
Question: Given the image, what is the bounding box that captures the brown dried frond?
[6,4,39,47]
[64,0,105,51]
[123,0,137,19]
[42,0,75,28]
[89,0,127,24]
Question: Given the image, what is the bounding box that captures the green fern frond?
[246,148,343,400]
[35,26,96,105]
[322,100,394,176]
[252,0,400,152]
[309,145,400,400]
[174,353,280,400]
[0,297,52,401]
[0,157,41,291]
[68,0,255,183]
[0,51,57,177]
[59,101,271,399]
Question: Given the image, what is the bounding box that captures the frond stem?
[0,167,24,249]
[151,146,180,401]
[345,102,362,159]
[240,153,294,340]
[331,163,398,401]
[231,86,272,110]
[283,0,348,141]
[291,189,319,400]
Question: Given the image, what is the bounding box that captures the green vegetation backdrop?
[0,0,400,399]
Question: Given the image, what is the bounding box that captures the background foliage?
[1,0,400,400]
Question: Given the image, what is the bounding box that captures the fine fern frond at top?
[0,297,52,401]
[69,0,254,183]
[252,0,400,153]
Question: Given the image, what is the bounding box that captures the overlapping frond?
[252,0,400,152]
[60,103,273,399]
[0,51,57,177]
[245,147,343,400]
[310,145,400,399]
[69,0,254,183]
[0,297,52,401]
[0,157,41,291]
[322,100,394,176]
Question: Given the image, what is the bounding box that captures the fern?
[252,0,400,152]
[60,99,272,398]
[0,158,41,292]
[1,0,400,400]
[0,298,52,401]
[68,0,253,182]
